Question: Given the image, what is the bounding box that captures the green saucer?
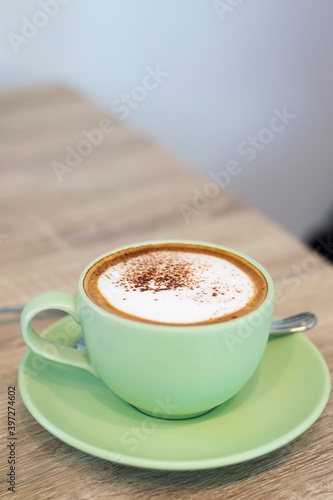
[18,317,330,471]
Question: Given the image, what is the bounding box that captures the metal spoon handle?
[269,312,317,335]
[0,305,64,317]
[0,305,316,344]
[0,305,25,313]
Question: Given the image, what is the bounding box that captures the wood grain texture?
[0,85,332,499]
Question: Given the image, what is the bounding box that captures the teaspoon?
[0,306,316,349]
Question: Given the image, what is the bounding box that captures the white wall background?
[1,0,333,239]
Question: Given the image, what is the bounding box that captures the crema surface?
[91,248,261,325]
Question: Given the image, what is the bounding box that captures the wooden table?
[0,86,332,499]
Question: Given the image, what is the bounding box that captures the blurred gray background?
[1,0,333,240]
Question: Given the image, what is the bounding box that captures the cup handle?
[20,291,98,377]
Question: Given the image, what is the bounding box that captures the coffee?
[84,243,267,326]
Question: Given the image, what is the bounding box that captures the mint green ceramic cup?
[21,240,274,419]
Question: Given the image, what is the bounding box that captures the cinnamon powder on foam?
[84,246,267,325]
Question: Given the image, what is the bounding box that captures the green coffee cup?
[20,240,274,419]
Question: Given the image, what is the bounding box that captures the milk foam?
[97,250,255,324]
